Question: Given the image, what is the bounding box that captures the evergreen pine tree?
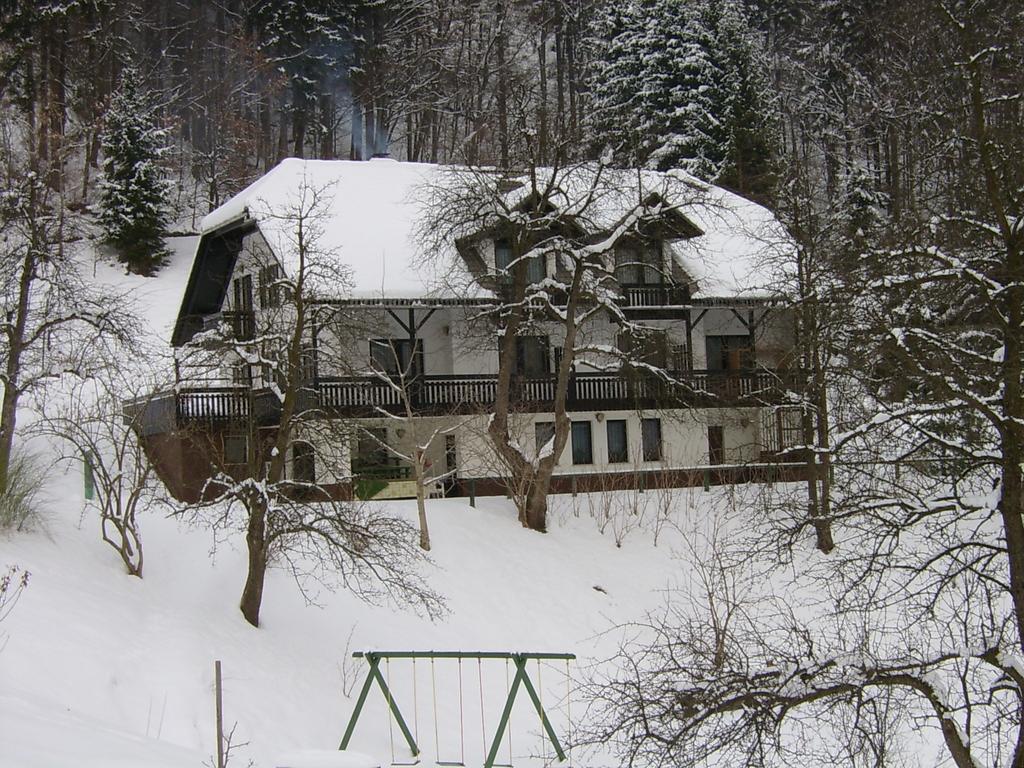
[585,2,651,164]
[99,65,170,276]
[706,0,779,201]
[646,3,723,177]
[585,0,777,198]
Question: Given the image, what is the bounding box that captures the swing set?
[339,651,576,768]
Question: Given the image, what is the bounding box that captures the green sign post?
[83,451,95,501]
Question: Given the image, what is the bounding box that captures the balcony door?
[370,338,423,380]
[705,335,753,371]
[515,336,551,377]
[615,243,664,285]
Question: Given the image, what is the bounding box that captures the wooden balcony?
[174,311,256,342]
[618,284,689,307]
[135,369,796,430]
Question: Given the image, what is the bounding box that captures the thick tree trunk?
[1000,242,1024,651]
[276,102,289,164]
[351,99,364,160]
[554,17,565,159]
[292,92,307,158]
[525,452,561,534]
[320,92,335,159]
[416,489,430,551]
[968,64,1024,654]
[565,22,578,148]
[523,483,548,533]
[239,500,268,627]
[811,343,834,553]
[0,385,19,497]
[0,243,34,496]
[537,22,548,165]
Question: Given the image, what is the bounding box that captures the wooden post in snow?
[215,660,225,768]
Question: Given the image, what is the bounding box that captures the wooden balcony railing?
[145,369,794,428]
[175,386,250,421]
[618,284,689,307]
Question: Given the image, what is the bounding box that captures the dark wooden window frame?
[571,420,594,465]
[641,418,663,462]
[607,419,628,463]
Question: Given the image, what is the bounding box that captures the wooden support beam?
[748,308,757,361]
[386,307,413,334]
[684,310,694,370]
[414,307,438,333]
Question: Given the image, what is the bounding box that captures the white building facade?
[142,158,803,501]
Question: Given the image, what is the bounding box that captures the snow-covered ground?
[0,469,732,767]
[0,236,750,767]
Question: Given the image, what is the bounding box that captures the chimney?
[350,101,365,161]
[372,121,390,159]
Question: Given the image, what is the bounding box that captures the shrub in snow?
[37,376,156,577]
[0,449,46,532]
[0,564,29,627]
[99,64,170,276]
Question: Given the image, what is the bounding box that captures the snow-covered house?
[140,157,803,502]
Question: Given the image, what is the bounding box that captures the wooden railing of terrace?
[150,368,795,427]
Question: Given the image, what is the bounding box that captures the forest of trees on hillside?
[0,1,978,221]
[0,0,879,211]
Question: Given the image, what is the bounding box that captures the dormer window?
[494,238,546,284]
[259,264,283,308]
[615,243,664,285]
[495,239,513,272]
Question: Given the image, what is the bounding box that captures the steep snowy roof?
[200,158,791,300]
[202,157,463,299]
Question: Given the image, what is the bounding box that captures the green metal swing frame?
[339,650,576,768]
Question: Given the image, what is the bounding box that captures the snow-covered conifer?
[705,0,778,200]
[586,0,776,197]
[585,2,651,164]
[99,65,170,276]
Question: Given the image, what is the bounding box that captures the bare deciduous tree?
[0,126,134,497]
[36,372,165,577]
[423,159,711,532]
[586,5,1024,766]
[176,175,441,627]
[363,343,468,551]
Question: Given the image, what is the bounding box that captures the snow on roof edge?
[198,158,794,300]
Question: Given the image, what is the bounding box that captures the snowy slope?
[0,470,726,767]
[0,231,743,767]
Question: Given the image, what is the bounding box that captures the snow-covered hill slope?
[0,238,742,767]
